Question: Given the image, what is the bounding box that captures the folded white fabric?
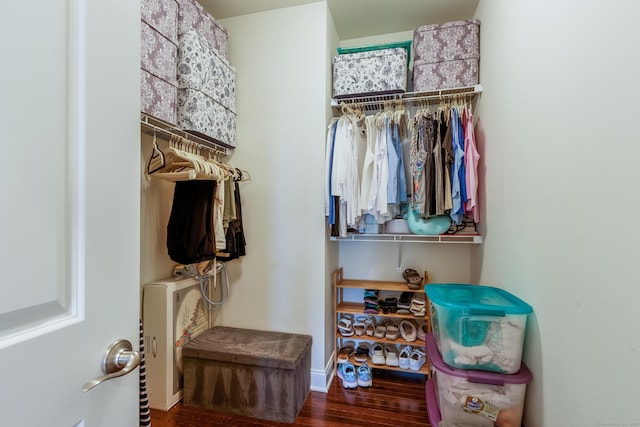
[450,341,493,366]
[441,316,526,372]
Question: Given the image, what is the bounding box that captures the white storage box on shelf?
[385,218,410,234]
[176,29,236,113]
[425,283,532,374]
[426,333,532,427]
[176,29,237,148]
[332,47,408,98]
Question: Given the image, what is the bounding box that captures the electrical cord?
[197,261,230,310]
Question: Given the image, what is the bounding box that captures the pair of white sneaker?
[398,345,426,371]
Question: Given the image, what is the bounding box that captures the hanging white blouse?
[324,119,338,217]
[374,112,391,223]
[330,117,360,229]
[360,115,379,216]
[214,179,226,251]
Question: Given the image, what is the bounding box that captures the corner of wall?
[310,349,335,392]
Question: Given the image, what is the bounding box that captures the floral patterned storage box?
[332,47,408,98]
[413,59,479,91]
[141,21,177,85]
[412,19,480,91]
[141,69,177,125]
[141,16,178,125]
[176,29,236,148]
[141,0,179,45]
[177,29,236,113]
[177,88,237,148]
[141,0,178,124]
[177,0,228,59]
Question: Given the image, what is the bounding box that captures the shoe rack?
[333,267,431,376]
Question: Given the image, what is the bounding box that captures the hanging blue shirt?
[393,121,408,203]
[386,117,399,204]
[450,108,465,225]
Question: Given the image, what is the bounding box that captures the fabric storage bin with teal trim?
[425,283,532,374]
[337,40,412,66]
[332,47,408,98]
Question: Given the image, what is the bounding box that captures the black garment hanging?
[217,172,247,261]
[424,116,437,217]
[167,180,217,265]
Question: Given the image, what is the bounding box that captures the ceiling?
[199,0,479,40]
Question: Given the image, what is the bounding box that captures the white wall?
[340,243,472,283]
[219,2,333,390]
[474,1,640,425]
[324,5,341,368]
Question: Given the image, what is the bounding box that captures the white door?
[0,1,141,426]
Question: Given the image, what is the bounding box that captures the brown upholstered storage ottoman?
[182,326,312,424]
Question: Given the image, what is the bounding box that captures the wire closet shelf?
[140,113,231,158]
[331,84,482,112]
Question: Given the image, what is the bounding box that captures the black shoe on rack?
[385,297,398,313]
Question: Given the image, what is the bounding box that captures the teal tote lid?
[425,283,533,316]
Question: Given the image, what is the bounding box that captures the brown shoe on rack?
[402,268,423,290]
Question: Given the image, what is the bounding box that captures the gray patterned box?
[141,21,177,85]
[176,88,237,148]
[412,19,480,91]
[140,0,178,124]
[413,59,479,91]
[141,69,177,125]
[332,47,407,98]
[177,0,228,59]
[141,0,179,45]
[176,28,237,148]
[177,29,236,113]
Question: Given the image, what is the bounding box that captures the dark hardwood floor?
[150,370,431,427]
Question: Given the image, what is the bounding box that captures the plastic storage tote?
[425,283,532,374]
[426,333,532,427]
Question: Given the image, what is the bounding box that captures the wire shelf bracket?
[140,113,230,158]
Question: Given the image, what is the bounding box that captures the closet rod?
[331,84,482,110]
[140,113,229,158]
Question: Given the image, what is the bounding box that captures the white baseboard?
[310,351,336,392]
